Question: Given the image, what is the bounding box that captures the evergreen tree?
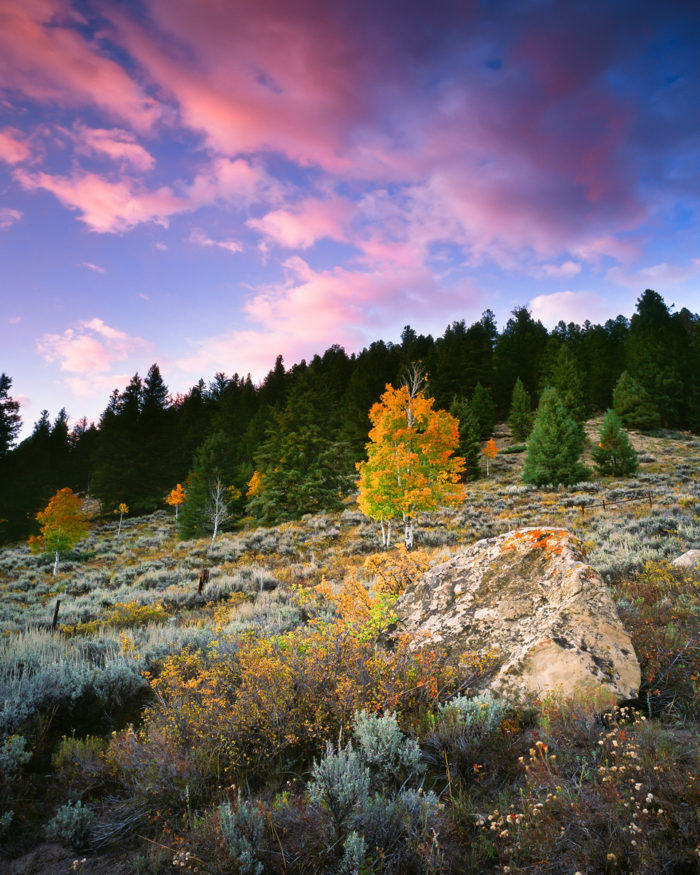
[522,387,588,487]
[591,410,638,476]
[626,290,686,427]
[178,431,240,540]
[470,382,495,440]
[139,363,173,506]
[0,374,21,459]
[247,384,353,525]
[508,378,533,442]
[493,307,547,409]
[612,371,660,430]
[545,345,587,423]
[449,396,481,480]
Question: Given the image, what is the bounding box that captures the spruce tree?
[178,431,240,540]
[612,371,660,430]
[546,345,587,423]
[449,396,481,480]
[591,410,638,476]
[247,384,353,525]
[522,387,588,487]
[508,378,533,442]
[0,374,21,459]
[470,382,495,440]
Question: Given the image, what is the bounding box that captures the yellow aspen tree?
[28,488,89,576]
[116,502,128,535]
[482,437,498,477]
[356,382,465,548]
[165,484,186,521]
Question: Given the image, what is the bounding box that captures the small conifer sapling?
[591,410,639,476]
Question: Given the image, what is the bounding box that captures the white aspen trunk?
[175,504,179,521]
[52,551,59,576]
[380,519,387,548]
[486,457,490,477]
[404,515,413,549]
[118,511,123,535]
[387,520,392,548]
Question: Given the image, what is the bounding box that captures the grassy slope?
[0,423,698,873]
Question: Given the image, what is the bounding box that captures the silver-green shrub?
[46,800,96,849]
[218,794,265,875]
[309,742,370,840]
[352,710,424,791]
[438,691,507,734]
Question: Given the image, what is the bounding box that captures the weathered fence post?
[51,599,61,631]
[198,568,209,595]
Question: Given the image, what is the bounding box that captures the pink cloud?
[15,155,279,233]
[189,230,242,254]
[0,1,159,129]
[15,168,187,233]
[606,259,700,289]
[75,126,155,171]
[174,254,478,381]
[529,291,612,328]
[0,208,22,229]
[78,261,106,273]
[37,317,151,374]
[0,128,31,164]
[247,197,353,249]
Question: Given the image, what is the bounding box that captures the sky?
[1,0,699,437]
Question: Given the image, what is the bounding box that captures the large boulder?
[672,550,700,569]
[394,528,640,702]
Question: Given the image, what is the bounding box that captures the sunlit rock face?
[394,528,641,703]
[672,550,700,569]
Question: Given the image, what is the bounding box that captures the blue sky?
[1,0,699,436]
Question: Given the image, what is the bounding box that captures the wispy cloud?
[189,229,242,254]
[37,318,151,381]
[607,259,700,290]
[78,261,106,273]
[0,207,22,229]
[0,128,31,164]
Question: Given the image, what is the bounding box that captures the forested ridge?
[1,289,698,543]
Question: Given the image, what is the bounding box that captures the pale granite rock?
[672,550,700,569]
[393,528,641,703]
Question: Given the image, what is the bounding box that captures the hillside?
[0,424,698,873]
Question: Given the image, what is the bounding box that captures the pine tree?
[546,346,587,423]
[591,410,638,476]
[449,397,481,480]
[508,378,533,442]
[247,384,353,525]
[139,363,172,507]
[612,371,661,430]
[470,382,495,440]
[0,374,21,459]
[178,432,239,540]
[522,387,588,487]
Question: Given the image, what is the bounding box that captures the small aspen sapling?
[28,488,89,576]
[165,483,186,521]
[116,502,128,536]
[482,437,498,477]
